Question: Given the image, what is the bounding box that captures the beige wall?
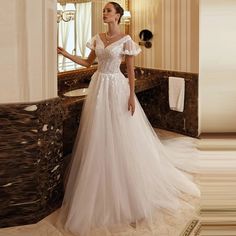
[199,0,236,133]
[130,0,199,73]
[0,0,57,104]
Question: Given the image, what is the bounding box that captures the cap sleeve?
[86,35,96,50]
[121,37,141,56]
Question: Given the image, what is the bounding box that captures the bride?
[57,1,200,236]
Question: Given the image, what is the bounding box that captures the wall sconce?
[122,10,131,24]
[139,29,153,48]
[57,3,76,23]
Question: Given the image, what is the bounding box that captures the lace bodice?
[86,34,141,74]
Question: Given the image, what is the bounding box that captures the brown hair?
[109,2,124,24]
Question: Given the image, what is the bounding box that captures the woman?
[57,2,200,236]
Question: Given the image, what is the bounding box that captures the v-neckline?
[98,33,129,49]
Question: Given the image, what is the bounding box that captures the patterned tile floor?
[0,129,235,236]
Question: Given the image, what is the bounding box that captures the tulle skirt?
[56,71,201,236]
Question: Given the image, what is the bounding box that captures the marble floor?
[0,129,235,236]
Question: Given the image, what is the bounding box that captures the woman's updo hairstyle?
[109,2,124,24]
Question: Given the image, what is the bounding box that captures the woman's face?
[103,3,120,24]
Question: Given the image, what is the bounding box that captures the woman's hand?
[128,95,135,116]
[57,46,69,58]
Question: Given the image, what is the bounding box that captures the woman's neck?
[107,23,120,36]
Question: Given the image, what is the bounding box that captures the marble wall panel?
[0,98,64,227]
[135,67,198,137]
[59,66,198,137]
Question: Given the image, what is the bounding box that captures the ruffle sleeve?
[86,35,96,50]
[121,38,141,56]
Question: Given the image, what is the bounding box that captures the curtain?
[2,0,57,103]
[58,5,75,70]
[75,2,92,58]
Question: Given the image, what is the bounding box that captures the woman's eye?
[103,8,111,13]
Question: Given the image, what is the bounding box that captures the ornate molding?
[58,0,130,8]
[58,0,91,4]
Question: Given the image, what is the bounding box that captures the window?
[57,2,92,72]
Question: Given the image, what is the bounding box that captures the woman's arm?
[125,55,136,116]
[57,47,96,68]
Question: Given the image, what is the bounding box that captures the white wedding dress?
[57,34,201,236]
